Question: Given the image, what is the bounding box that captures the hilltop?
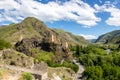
[0,17,89,62]
[0,17,89,46]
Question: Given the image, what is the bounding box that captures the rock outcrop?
[0,49,33,67]
[14,17,73,62]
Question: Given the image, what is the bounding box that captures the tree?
[76,45,80,56]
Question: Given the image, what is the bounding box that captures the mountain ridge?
[0,17,89,64]
[0,17,89,46]
[96,30,120,44]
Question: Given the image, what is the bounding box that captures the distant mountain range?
[96,30,120,44]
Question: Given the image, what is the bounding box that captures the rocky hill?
[0,17,88,46]
[0,17,82,80]
[0,17,89,62]
[96,30,120,44]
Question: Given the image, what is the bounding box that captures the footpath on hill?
[73,59,84,80]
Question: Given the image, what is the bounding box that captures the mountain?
[89,39,97,43]
[96,30,120,44]
[0,17,89,63]
[0,17,88,46]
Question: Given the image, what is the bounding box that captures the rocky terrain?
[0,17,85,80]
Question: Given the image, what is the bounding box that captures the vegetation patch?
[73,44,120,80]
[0,39,12,50]
[19,72,33,80]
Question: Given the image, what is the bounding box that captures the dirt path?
[73,59,84,80]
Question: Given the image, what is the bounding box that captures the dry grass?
[48,67,76,80]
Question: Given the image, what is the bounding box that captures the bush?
[62,61,79,73]
[0,39,12,50]
[21,72,33,80]
[83,66,103,80]
[34,51,78,73]
[34,50,54,63]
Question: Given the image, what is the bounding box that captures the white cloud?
[79,34,97,40]
[95,1,120,26]
[0,0,100,27]
[105,7,120,26]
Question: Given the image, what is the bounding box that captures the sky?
[0,0,120,39]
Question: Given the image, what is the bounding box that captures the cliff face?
[15,36,70,55]
[12,17,73,62]
[0,17,88,63]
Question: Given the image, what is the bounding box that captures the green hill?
[96,30,120,44]
[52,28,89,46]
[0,17,89,65]
[0,17,88,46]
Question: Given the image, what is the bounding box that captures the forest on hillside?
[71,44,120,80]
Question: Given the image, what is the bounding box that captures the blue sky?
[0,0,120,39]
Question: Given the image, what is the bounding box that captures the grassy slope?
[48,67,76,80]
[0,23,41,44]
[0,17,89,46]
[52,28,89,46]
[96,30,120,44]
[0,49,33,67]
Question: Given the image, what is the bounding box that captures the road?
[73,59,84,80]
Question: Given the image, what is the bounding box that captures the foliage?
[0,39,12,50]
[83,66,103,80]
[47,60,79,73]
[33,49,79,72]
[34,50,54,63]
[21,72,33,80]
[62,61,79,73]
[96,30,120,44]
[74,44,120,80]
[75,45,80,56]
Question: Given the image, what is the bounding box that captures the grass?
[20,72,33,80]
[0,22,41,44]
[0,49,33,67]
[0,68,9,79]
[0,39,12,50]
[34,50,54,63]
[48,67,76,80]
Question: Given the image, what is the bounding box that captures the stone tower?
[51,34,55,42]
[19,35,23,42]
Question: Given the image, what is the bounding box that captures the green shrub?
[21,72,33,80]
[34,51,79,73]
[0,39,12,50]
[34,50,54,63]
[83,66,103,80]
[62,61,79,73]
